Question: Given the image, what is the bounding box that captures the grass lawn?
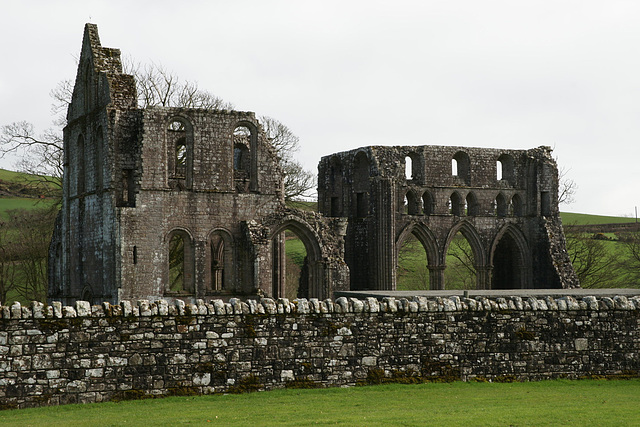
[0,380,638,426]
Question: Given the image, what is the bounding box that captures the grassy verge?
[1,380,638,426]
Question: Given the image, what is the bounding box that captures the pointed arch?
[270,218,324,300]
[396,222,440,290]
[443,221,486,289]
[396,222,440,270]
[465,191,479,216]
[495,192,508,217]
[512,193,524,217]
[233,120,258,192]
[490,224,531,289]
[405,190,420,215]
[206,228,234,292]
[450,191,463,216]
[167,116,194,188]
[422,190,434,215]
[165,228,195,294]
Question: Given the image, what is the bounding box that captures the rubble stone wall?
[1,295,639,409]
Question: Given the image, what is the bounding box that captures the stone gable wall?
[1,295,639,409]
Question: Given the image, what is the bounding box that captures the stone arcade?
[48,24,578,305]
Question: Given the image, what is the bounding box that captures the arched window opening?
[422,191,434,216]
[406,191,419,215]
[466,192,478,216]
[167,230,194,294]
[209,232,232,292]
[495,193,508,217]
[168,119,191,186]
[450,192,463,216]
[452,151,471,185]
[77,135,85,195]
[402,194,409,214]
[512,194,523,217]
[492,232,524,289]
[497,154,515,185]
[397,232,430,290]
[233,125,252,192]
[445,231,476,290]
[175,140,187,176]
[168,234,185,292]
[272,228,313,300]
[405,156,413,180]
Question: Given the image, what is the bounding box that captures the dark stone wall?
[1,295,638,409]
[318,145,579,290]
[50,24,348,305]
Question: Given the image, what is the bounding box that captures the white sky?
[1,0,639,217]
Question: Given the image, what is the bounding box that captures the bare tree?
[124,60,234,110]
[619,230,640,283]
[0,122,63,200]
[558,165,577,206]
[564,226,623,288]
[259,116,315,201]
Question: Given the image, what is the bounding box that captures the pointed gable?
[67,23,137,123]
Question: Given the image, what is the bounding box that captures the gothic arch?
[396,222,440,278]
[443,221,487,289]
[232,120,259,192]
[269,217,324,299]
[206,228,234,292]
[489,224,531,289]
[164,227,195,295]
[167,116,194,188]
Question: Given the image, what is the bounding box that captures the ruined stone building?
[49,24,578,305]
[318,146,579,291]
[48,24,349,305]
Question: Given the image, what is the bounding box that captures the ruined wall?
[1,295,638,409]
[50,24,347,305]
[318,145,579,291]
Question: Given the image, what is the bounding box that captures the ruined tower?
[318,145,579,291]
[48,24,348,304]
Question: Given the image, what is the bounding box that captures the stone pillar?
[428,265,445,290]
[371,178,395,290]
[476,266,492,290]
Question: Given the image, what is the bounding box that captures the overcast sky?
[1,0,639,217]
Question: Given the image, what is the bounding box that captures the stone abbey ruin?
[5,24,639,411]
[48,24,578,305]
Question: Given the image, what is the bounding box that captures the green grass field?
[1,380,638,426]
[560,212,638,225]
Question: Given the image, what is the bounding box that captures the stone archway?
[443,221,487,289]
[490,225,531,289]
[396,222,442,290]
[245,210,349,300]
[270,219,324,300]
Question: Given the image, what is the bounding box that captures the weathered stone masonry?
[1,295,639,409]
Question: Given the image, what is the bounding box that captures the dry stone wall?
[1,295,639,409]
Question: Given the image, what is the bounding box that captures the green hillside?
[560,212,637,225]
